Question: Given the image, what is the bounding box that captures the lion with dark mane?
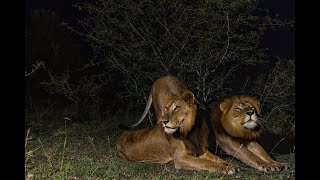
[208,95,289,172]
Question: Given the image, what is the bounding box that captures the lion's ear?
[184,91,195,104]
[219,100,230,112]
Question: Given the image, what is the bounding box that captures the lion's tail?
[118,93,153,129]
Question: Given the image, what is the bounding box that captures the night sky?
[25,0,295,59]
[260,0,295,59]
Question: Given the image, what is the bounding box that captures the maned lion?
[119,75,203,129]
[209,95,289,172]
[116,107,239,174]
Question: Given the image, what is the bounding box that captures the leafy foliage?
[25,1,294,135]
[251,58,295,135]
[76,0,292,103]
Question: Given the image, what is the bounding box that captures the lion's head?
[218,95,262,140]
[160,91,197,137]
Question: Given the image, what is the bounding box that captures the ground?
[25,113,295,179]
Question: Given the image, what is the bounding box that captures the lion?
[116,106,239,174]
[208,95,289,172]
[119,75,203,129]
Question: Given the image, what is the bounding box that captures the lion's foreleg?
[247,141,276,162]
[217,136,269,171]
[218,136,286,172]
[247,141,289,170]
[199,150,228,164]
[173,153,237,174]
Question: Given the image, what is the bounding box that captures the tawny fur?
[209,95,289,172]
[121,75,203,128]
[116,108,238,174]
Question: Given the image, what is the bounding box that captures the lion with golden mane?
[119,75,203,130]
[116,107,239,174]
[116,76,238,174]
[209,95,289,172]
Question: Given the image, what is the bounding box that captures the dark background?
[25,0,295,60]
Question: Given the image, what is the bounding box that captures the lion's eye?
[251,107,255,111]
[235,107,241,111]
[174,106,180,112]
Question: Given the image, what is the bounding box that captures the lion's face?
[160,92,197,136]
[219,96,261,139]
[229,101,260,130]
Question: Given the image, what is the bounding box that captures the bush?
[26,0,294,135]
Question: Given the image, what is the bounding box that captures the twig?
[221,144,243,179]
[59,119,68,171]
[210,11,230,74]
[25,61,45,77]
[269,137,286,155]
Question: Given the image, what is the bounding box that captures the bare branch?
[25,61,45,77]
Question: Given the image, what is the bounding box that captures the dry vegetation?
[25,106,295,179]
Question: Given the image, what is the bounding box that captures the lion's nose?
[246,111,254,116]
[163,120,169,125]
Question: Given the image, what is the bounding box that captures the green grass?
[25,111,295,179]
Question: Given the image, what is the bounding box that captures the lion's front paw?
[273,162,289,171]
[258,162,289,172]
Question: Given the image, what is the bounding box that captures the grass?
[25,108,295,179]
